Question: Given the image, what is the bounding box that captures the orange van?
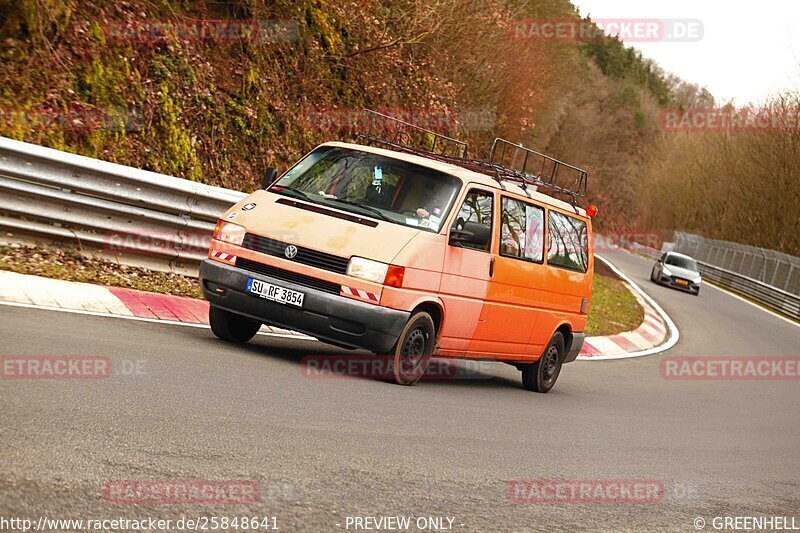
[201,112,594,392]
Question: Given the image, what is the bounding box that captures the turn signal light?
[384,265,405,288]
[213,219,246,246]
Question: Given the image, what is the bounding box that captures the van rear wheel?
[389,312,435,386]
[209,306,261,344]
[522,332,565,393]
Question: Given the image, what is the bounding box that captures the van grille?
[242,233,349,274]
[236,258,342,295]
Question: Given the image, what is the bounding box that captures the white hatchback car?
[651,251,702,295]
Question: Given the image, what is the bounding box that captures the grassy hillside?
[636,93,800,255]
[0,1,674,216]
[1,0,796,254]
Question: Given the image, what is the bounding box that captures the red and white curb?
[0,270,312,340]
[577,255,679,360]
[0,260,677,360]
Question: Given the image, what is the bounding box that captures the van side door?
[437,188,495,355]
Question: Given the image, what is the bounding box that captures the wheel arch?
[408,299,445,349]
[554,322,573,361]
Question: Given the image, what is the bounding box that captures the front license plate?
[675,279,689,286]
[246,278,304,307]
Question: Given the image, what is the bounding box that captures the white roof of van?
[323,142,587,217]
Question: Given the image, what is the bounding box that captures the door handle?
[489,257,495,278]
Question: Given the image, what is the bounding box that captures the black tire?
[209,306,261,344]
[694,287,700,296]
[521,332,564,393]
[388,312,436,386]
[650,267,658,283]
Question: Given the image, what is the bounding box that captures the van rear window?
[547,211,589,273]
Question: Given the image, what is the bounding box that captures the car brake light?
[385,265,405,288]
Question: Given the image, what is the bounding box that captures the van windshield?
[272,146,461,233]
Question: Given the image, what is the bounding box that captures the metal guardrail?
[625,242,800,321]
[0,137,245,273]
[673,231,799,295]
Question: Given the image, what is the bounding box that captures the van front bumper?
[200,259,409,353]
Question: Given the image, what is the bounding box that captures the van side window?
[500,197,544,262]
[452,190,493,252]
[547,211,589,272]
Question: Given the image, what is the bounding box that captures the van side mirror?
[449,221,490,247]
[261,167,279,189]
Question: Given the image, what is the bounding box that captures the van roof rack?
[354,109,588,204]
[354,109,468,158]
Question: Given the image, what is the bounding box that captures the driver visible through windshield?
[272,146,461,233]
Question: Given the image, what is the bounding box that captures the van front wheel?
[209,306,261,344]
[521,332,565,393]
[389,312,435,386]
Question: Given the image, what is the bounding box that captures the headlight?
[347,257,388,283]
[661,266,672,276]
[213,220,246,246]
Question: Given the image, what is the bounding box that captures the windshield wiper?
[323,198,393,223]
[274,187,393,223]
[272,186,313,201]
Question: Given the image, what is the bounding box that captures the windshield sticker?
[433,207,442,216]
[226,212,239,220]
[372,166,383,186]
[242,203,256,211]
[429,214,441,227]
[405,218,419,226]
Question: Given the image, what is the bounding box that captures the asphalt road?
[1,251,798,532]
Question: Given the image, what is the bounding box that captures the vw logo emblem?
[284,245,298,259]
